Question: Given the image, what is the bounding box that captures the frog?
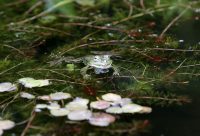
[49,54,119,79]
[80,55,119,78]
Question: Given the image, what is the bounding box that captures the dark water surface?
[149,80,200,136]
[149,20,200,136]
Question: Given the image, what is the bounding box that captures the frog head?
[86,55,112,69]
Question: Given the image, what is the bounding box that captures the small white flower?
[90,100,111,110]
[0,82,17,92]
[50,92,71,100]
[20,92,35,99]
[67,110,92,121]
[102,93,122,102]
[50,108,69,117]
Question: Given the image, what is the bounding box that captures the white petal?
[89,112,115,127]
[122,103,143,113]
[35,104,48,109]
[0,82,17,92]
[65,102,88,111]
[18,77,50,88]
[68,110,92,121]
[0,120,15,130]
[90,100,111,110]
[50,92,71,100]
[50,108,69,117]
[37,95,51,101]
[73,97,89,105]
[111,98,132,106]
[47,102,60,110]
[139,106,152,114]
[102,93,121,102]
[0,129,3,136]
[20,92,35,99]
[105,106,123,114]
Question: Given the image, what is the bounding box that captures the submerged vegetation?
[0,0,200,135]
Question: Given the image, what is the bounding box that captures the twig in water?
[21,110,36,136]
[15,0,73,24]
[23,1,43,16]
[0,62,24,75]
[163,59,187,79]
[140,0,146,9]
[159,8,188,38]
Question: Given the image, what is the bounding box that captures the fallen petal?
[35,104,48,109]
[18,77,50,88]
[47,102,61,110]
[0,82,17,92]
[68,110,92,121]
[20,92,35,99]
[102,93,121,102]
[50,92,71,100]
[37,95,51,101]
[105,106,123,114]
[0,129,3,136]
[0,120,15,130]
[122,103,143,113]
[90,100,111,110]
[50,108,69,117]
[89,112,115,127]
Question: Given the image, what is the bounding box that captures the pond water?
[0,1,200,136]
